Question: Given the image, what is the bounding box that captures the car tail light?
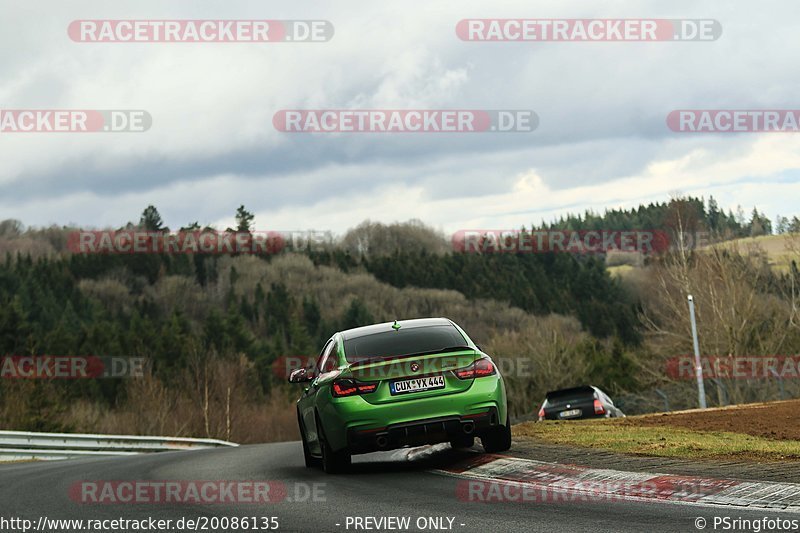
[332,379,378,398]
[454,357,496,380]
[538,406,545,420]
[593,399,605,415]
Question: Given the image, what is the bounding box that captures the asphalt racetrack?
[0,442,796,532]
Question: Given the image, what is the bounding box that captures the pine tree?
[302,297,321,337]
[707,196,720,234]
[749,207,765,236]
[341,299,373,330]
[776,215,788,234]
[139,205,165,232]
[180,221,201,232]
[0,297,31,354]
[235,205,255,233]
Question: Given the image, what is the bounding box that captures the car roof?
[339,317,454,340]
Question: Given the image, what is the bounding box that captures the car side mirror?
[288,368,313,383]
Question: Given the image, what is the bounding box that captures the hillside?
[1,203,799,443]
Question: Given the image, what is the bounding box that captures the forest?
[1,196,798,443]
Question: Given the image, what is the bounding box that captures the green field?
[713,234,799,272]
[607,234,799,275]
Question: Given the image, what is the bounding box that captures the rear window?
[545,387,595,405]
[342,325,467,363]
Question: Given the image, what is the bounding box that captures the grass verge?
[513,419,800,462]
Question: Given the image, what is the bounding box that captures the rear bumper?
[543,412,608,421]
[347,407,500,454]
[318,375,507,453]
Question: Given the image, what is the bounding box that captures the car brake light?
[332,379,378,398]
[454,357,496,379]
[594,399,605,415]
[538,407,545,419]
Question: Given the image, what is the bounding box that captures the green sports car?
[288,317,511,473]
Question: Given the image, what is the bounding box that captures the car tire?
[481,415,512,453]
[316,415,351,474]
[298,411,320,468]
[449,436,475,449]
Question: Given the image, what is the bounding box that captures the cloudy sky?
[1,0,799,234]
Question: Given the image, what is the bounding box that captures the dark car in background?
[537,385,625,421]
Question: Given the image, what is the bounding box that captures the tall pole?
[687,295,707,409]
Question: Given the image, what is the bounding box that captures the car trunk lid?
[342,350,480,405]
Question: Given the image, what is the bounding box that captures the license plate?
[559,409,582,418]
[390,375,445,395]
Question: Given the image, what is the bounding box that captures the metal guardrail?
[0,430,238,461]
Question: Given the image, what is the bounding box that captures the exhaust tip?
[462,422,475,434]
[376,435,389,448]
